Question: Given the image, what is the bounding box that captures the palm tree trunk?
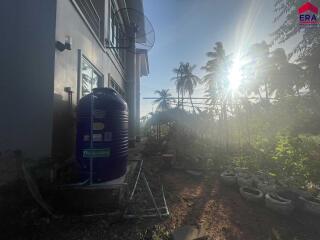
[177,72,180,108]
[181,91,184,110]
[222,102,228,151]
[189,93,195,113]
[224,102,229,152]
[258,89,263,101]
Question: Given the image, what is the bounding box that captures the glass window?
[109,12,113,44]
[81,57,103,97]
[109,0,126,65]
[74,0,103,41]
[108,75,126,99]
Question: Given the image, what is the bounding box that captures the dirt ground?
[1,153,320,240]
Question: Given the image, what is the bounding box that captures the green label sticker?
[83,148,110,158]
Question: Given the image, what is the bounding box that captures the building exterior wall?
[54,0,126,103]
[53,0,129,158]
[0,0,57,159]
[54,0,125,103]
[0,0,148,160]
[52,0,147,158]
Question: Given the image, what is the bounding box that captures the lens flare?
[228,56,242,91]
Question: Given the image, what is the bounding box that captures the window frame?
[77,50,104,102]
[71,0,105,44]
[108,0,126,65]
[108,74,126,100]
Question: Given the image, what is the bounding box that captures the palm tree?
[299,51,320,95]
[172,63,185,109]
[181,63,200,112]
[202,42,231,108]
[201,42,231,149]
[153,89,172,112]
[269,48,303,98]
[242,41,272,101]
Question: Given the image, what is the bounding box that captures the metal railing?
[75,0,101,38]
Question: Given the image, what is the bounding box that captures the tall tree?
[243,41,272,101]
[202,42,231,111]
[201,42,231,149]
[272,0,320,96]
[299,51,320,95]
[272,0,320,60]
[172,63,185,109]
[181,63,200,112]
[153,89,172,112]
[269,48,304,97]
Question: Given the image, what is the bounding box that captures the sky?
[139,0,295,116]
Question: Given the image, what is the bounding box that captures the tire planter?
[265,193,294,215]
[256,181,277,194]
[290,187,313,199]
[277,190,302,209]
[240,187,264,202]
[237,172,253,187]
[220,170,237,186]
[299,196,320,215]
[254,175,276,193]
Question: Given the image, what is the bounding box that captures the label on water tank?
[83,134,102,142]
[93,134,102,142]
[83,148,110,158]
[93,122,105,130]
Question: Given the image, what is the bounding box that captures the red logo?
[298,2,318,14]
[298,2,319,25]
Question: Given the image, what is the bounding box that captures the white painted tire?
[240,187,264,202]
[220,170,237,186]
[265,193,294,215]
[299,196,320,215]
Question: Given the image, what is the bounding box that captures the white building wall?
[0,0,147,159]
[54,0,126,103]
[52,0,129,158]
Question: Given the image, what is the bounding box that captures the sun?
[228,56,242,91]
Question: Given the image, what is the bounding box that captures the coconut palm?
[172,63,185,109]
[201,42,232,149]
[269,48,304,97]
[242,41,273,101]
[202,42,231,107]
[243,45,304,99]
[181,62,201,112]
[299,51,320,95]
[153,89,172,112]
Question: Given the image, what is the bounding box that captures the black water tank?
[76,88,128,183]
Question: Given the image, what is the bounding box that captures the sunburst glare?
[228,55,242,91]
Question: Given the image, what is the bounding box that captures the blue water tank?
[76,88,128,183]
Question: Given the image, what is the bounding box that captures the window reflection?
[81,58,103,97]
